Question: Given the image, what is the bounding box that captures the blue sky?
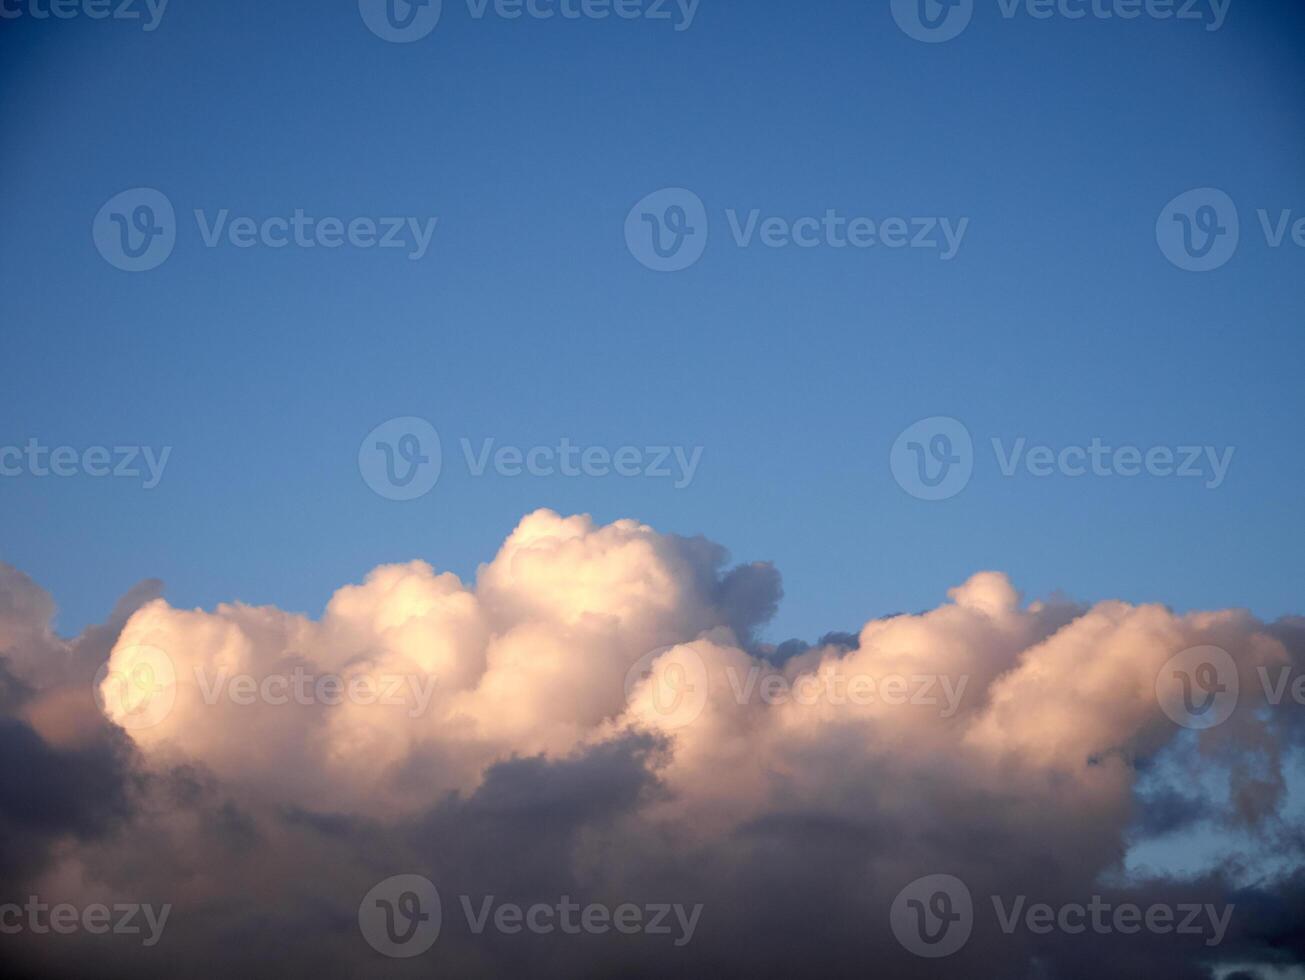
[1,0,1303,642]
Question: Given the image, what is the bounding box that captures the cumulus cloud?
[0,509,1302,978]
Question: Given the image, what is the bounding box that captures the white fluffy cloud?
[2,509,1303,978]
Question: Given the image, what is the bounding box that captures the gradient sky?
[1,0,1303,643]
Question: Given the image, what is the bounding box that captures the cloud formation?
[1,510,1302,978]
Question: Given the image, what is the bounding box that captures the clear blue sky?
[1,0,1302,641]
